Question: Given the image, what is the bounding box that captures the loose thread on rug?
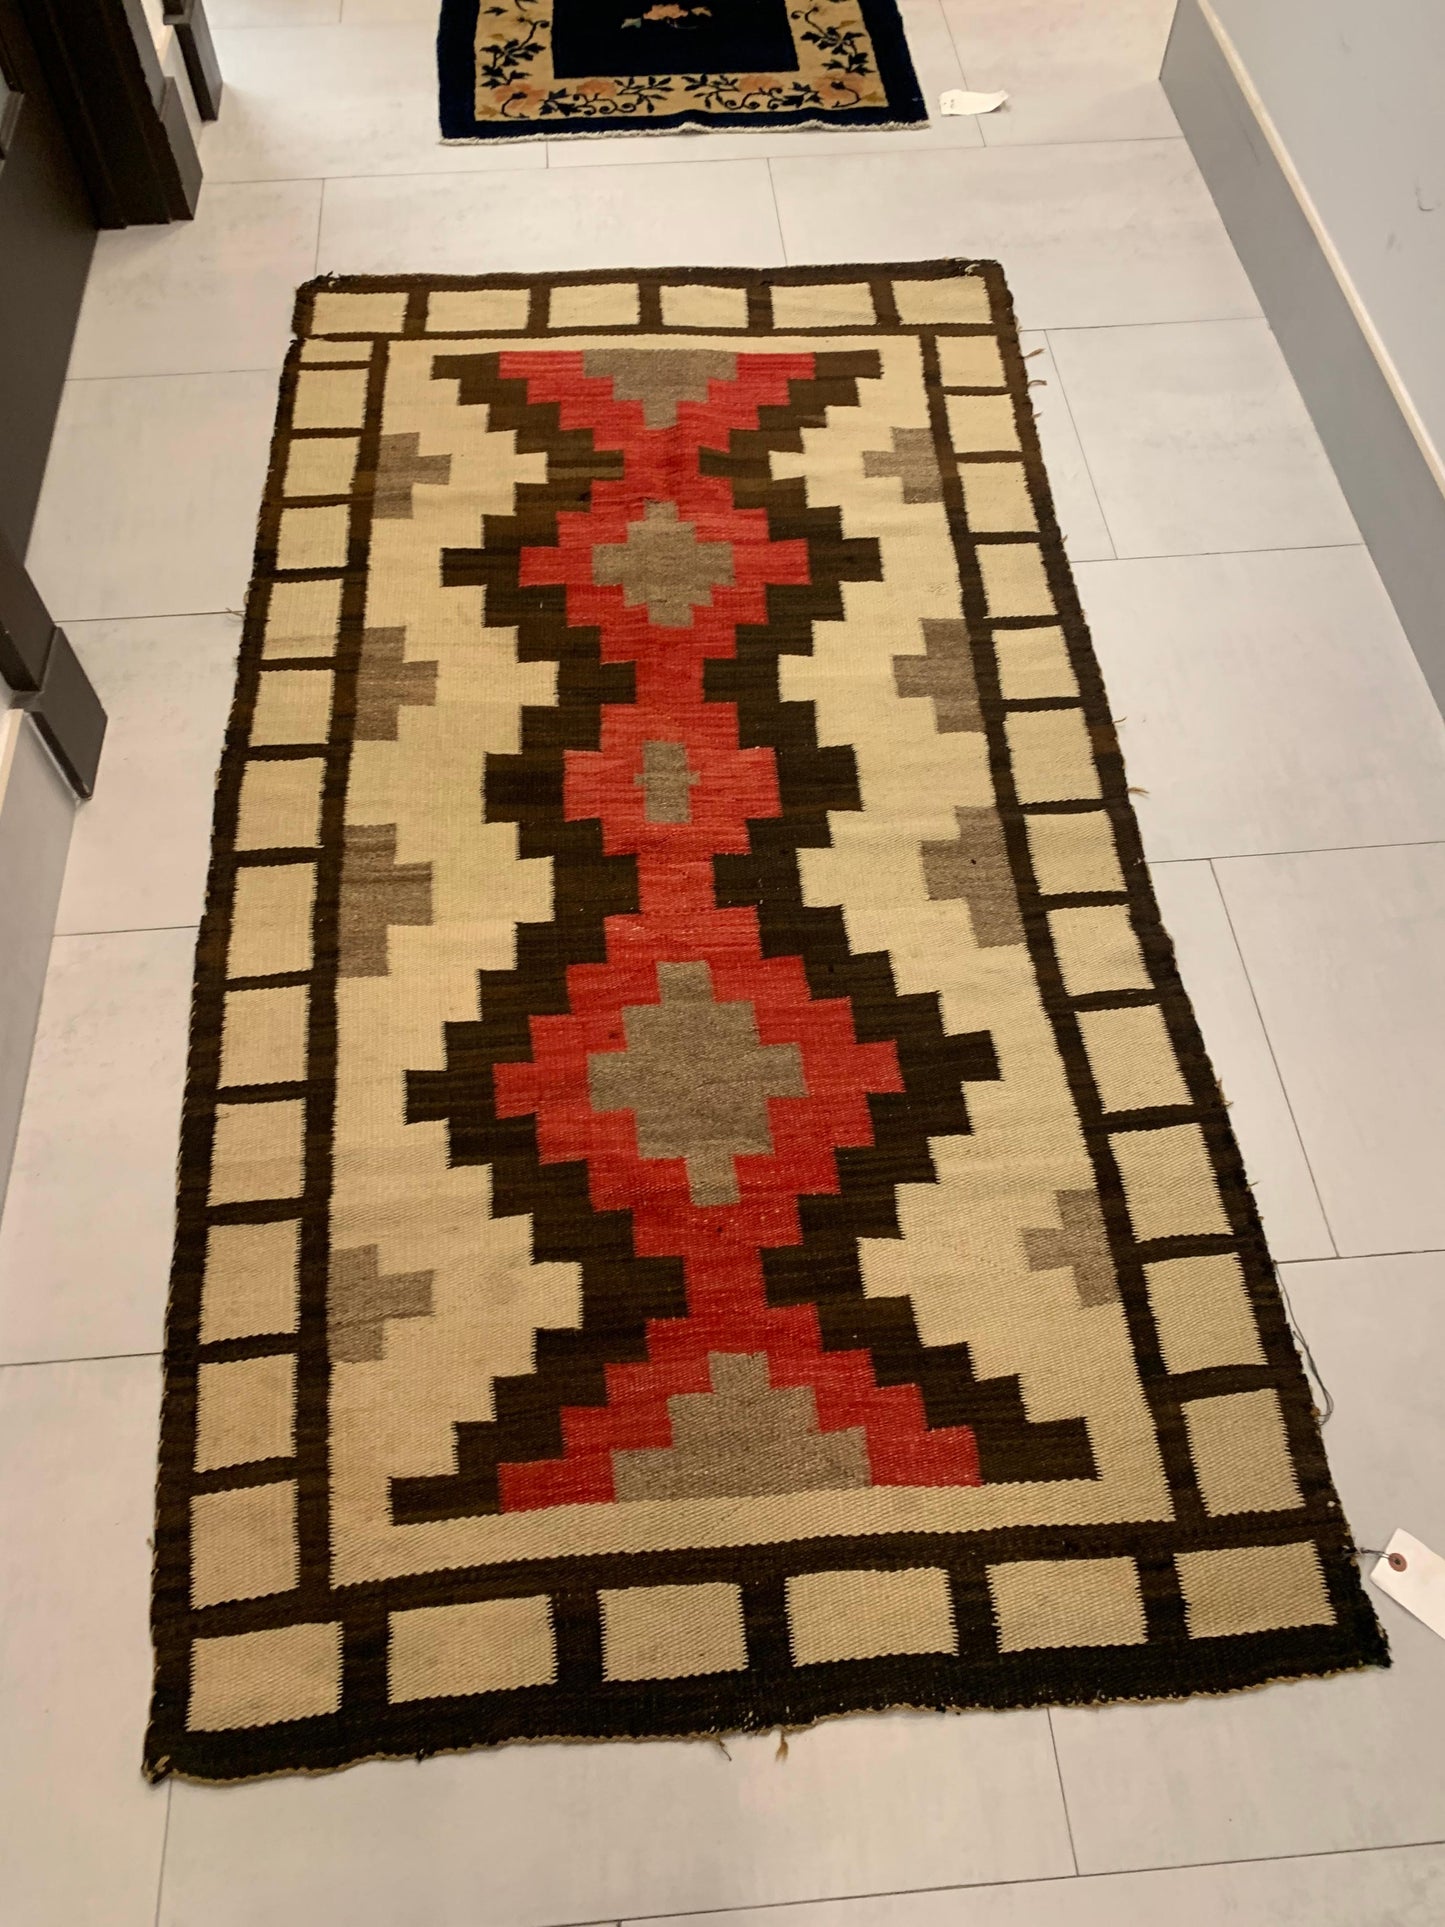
[1273,1262,1335,1425]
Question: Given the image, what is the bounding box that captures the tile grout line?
[64,610,245,625]
[54,539,1393,646]
[0,1351,163,1371]
[66,366,289,384]
[1046,1707,1081,1875]
[201,131,1196,197]
[1038,327,1118,560]
[1078,539,1364,562]
[151,1782,173,1927]
[1280,1243,1445,1265]
[181,123,1195,188]
[764,157,789,265]
[1204,858,1341,1256]
[936,0,972,89]
[49,535,1390,650]
[313,169,327,277]
[1152,835,1445,864]
[603,1835,1445,1924]
[52,924,200,940]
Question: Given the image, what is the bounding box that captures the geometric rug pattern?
[147,262,1385,1782]
[438,0,926,140]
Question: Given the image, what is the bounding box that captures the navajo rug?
[147,263,1385,1782]
[437,0,926,138]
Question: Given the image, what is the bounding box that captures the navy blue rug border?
[437,0,928,139]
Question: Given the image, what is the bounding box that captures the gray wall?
[1210,0,1445,466]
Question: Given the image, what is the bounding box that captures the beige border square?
[428,288,529,332]
[1007,707,1100,803]
[311,290,405,334]
[787,1567,957,1665]
[264,579,342,659]
[893,276,992,325]
[200,1220,301,1343]
[948,393,1019,454]
[209,1099,307,1206]
[661,284,749,330]
[1112,1124,1231,1242]
[189,1622,342,1730]
[1178,1542,1333,1637]
[990,1557,1147,1651]
[276,506,351,574]
[601,1583,748,1681]
[292,367,369,431]
[1049,903,1150,995]
[1079,1003,1190,1114]
[235,759,325,853]
[771,282,876,330]
[250,669,334,748]
[996,627,1075,702]
[284,437,359,499]
[549,282,639,330]
[228,863,316,978]
[938,334,1006,387]
[195,1353,296,1471]
[389,1596,556,1700]
[1145,1254,1266,1374]
[191,1481,298,1607]
[961,462,1037,534]
[1027,810,1124,896]
[1184,1389,1304,1516]
[220,984,309,1088]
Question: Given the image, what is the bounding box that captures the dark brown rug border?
[147,260,1387,1784]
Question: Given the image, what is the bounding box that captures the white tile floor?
[4,1,1445,1921]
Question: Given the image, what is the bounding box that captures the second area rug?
[437,0,926,138]
[147,261,1386,1783]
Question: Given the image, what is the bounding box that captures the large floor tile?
[204,25,548,180]
[57,616,239,937]
[1021,332,1112,560]
[1148,862,1333,1261]
[162,1710,1071,1927]
[638,1841,1445,1925]
[1213,844,1445,1258]
[1048,319,1359,557]
[770,139,1259,330]
[944,0,1179,147]
[1052,1246,1445,1873]
[25,370,277,623]
[67,180,319,380]
[547,0,985,167]
[0,928,194,1364]
[1077,548,1445,860]
[319,160,786,275]
[0,1355,167,1927]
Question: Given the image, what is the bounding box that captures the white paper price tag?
[1370,1529,1445,1641]
[939,89,1009,117]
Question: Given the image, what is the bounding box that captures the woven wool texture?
[147,263,1386,1783]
